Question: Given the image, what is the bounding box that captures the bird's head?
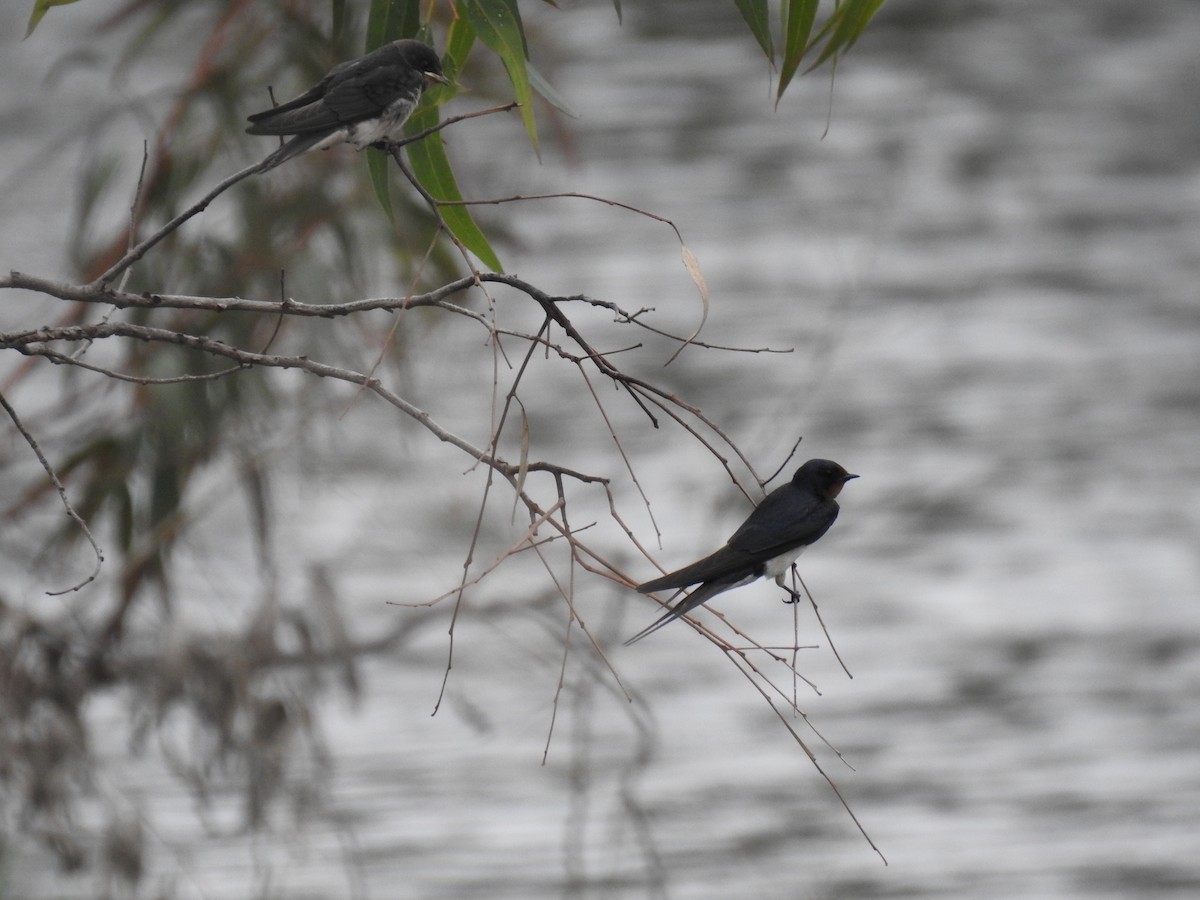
[793,458,859,499]
[393,39,452,88]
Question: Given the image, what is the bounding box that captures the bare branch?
[763,433,806,487]
[3,321,607,486]
[795,568,853,679]
[0,389,104,594]
[90,160,269,288]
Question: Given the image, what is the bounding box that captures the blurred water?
[3,1,1200,897]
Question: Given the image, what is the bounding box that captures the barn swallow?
[625,458,857,645]
[247,39,449,169]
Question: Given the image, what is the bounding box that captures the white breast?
[347,116,395,149]
[348,97,417,149]
[763,544,806,580]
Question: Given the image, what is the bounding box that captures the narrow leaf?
[664,244,711,364]
[680,245,710,323]
[363,1,435,225]
[405,107,503,271]
[806,0,887,73]
[527,61,579,118]
[331,0,348,44]
[734,0,774,61]
[365,0,420,51]
[462,0,539,154]
[367,151,395,226]
[444,13,477,83]
[776,0,818,104]
[25,0,80,38]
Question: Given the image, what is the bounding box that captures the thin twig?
[115,142,152,295]
[90,160,269,288]
[724,646,886,864]
[796,568,853,679]
[4,321,608,488]
[0,389,104,594]
[763,433,805,487]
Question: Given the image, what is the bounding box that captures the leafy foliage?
[737,0,889,103]
[26,0,888,235]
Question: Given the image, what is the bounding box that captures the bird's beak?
[829,472,857,499]
[424,71,452,87]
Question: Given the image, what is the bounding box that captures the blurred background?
[2,1,1199,897]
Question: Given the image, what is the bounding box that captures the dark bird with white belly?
[626,458,858,645]
[247,39,449,169]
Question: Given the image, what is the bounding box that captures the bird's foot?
[781,586,803,605]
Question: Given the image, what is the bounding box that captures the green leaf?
[367,151,396,226]
[776,0,818,104]
[462,0,539,154]
[331,0,348,44]
[364,0,423,221]
[733,0,773,61]
[805,0,887,73]
[527,61,579,118]
[25,0,80,38]
[404,107,503,272]
[365,0,420,51]
[444,12,477,84]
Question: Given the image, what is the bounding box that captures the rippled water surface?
[3,1,1199,897]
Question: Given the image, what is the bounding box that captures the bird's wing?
[321,59,421,120]
[245,100,338,136]
[255,132,332,170]
[725,486,837,557]
[245,50,417,135]
[624,576,743,645]
[636,545,757,593]
[246,76,333,125]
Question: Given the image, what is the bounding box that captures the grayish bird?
[247,39,449,169]
[626,458,858,645]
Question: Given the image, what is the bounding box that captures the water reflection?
[4,0,1199,896]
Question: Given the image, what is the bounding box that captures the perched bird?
[247,39,449,169]
[625,458,857,645]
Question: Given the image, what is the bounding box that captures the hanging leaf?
[404,106,503,272]
[443,11,477,82]
[24,0,81,38]
[733,0,774,61]
[527,60,579,118]
[776,0,818,104]
[805,0,887,73]
[664,244,712,364]
[331,0,348,44]
[367,152,396,225]
[365,0,420,51]
[462,0,539,154]
[364,0,423,218]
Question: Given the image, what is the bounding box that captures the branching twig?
[722,645,886,865]
[2,321,608,485]
[83,101,518,290]
[0,93,879,862]
[436,191,712,357]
